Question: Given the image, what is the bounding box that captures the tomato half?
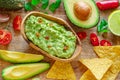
[90,33,99,46]
[0,30,12,45]
[13,15,22,31]
[100,40,112,46]
[77,32,87,40]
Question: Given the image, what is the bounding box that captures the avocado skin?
[63,0,100,28]
[2,63,50,80]
[0,0,25,10]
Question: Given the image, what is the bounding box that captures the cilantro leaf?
[31,0,41,6]
[24,2,34,11]
[49,0,61,12]
[97,19,108,33]
[41,0,49,9]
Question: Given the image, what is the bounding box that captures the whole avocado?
[0,0,25,10]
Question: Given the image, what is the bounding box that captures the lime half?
[108,10,120,36]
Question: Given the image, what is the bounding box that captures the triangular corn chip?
[94,46,120,60]
[80,70,96,80]
[80,58,113,80]
[46,61,76,80]
[94,46,120,80]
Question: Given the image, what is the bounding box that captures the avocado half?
[63,0,100,28]
[2,63,50,80]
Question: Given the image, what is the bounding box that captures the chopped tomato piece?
[13,15,22,31]
[90,33,99,46]
[100,40,112,46]
[45,36,49,40]
[0,30,12,45]
[77,32,87,40]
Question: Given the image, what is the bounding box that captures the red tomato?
[13,15,22,31]
[77,32,87,40]
[100,40,112,46]
[90,33,99,46]
[0,30,12,45]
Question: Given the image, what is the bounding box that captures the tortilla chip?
[80,58,113,80]
[46,61,76,80]
[94,46,120,60]
[80,70,96,80]
[94,46,120,80]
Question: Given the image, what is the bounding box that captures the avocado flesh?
[63,0,99,28]
[2,63,50,80]
[0,50,44,63]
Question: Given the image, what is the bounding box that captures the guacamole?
[25,15,76,59]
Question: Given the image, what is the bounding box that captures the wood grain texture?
[0,0,120,80]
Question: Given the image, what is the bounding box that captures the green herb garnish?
[49,0,61,12]
[24,0,61,12]
[41,0,49,9]
[24,2,34,11]
[97,19,108,33]
[31,0,41,6]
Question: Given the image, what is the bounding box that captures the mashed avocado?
[25,15,76,59]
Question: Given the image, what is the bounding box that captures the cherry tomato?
[0,13,10,23]
[0,30,12,45]
[77,32,87,40]
[90,33,99,46]
[13,15,22,31]
[100,40,112,46]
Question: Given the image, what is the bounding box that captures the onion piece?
[0,13,10,23]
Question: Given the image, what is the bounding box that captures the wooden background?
[0,0,120,80]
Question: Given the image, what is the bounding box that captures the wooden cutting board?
[0,0,120,80]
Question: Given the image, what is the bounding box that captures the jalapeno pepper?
[96,0,119,11]
[90,33,99,46]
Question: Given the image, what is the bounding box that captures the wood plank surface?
[0,0,120,80]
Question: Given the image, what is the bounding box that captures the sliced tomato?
[90,33,99,46]
[0,30,12,45]
[100,40,112,46]
[13,15,22,31]
[77,32,87,40]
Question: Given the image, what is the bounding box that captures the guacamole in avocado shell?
[25,15,76,59]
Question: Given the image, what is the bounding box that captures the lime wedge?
[108,10,120,36]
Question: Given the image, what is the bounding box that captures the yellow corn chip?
[94,46,120,60]
[94,46,120,80]
[46,61,76,80]
[80,70,96,80]
[80,58,113,80]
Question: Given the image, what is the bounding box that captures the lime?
[108,10,120,36]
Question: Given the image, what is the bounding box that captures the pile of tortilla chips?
[94,46,120,80]
[46,46,120,80]
[79,46,120,80]
[79,58,113,80]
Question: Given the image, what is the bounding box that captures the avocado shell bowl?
[21,11,81,62]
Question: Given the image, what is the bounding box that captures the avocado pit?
[74,1,92,21]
